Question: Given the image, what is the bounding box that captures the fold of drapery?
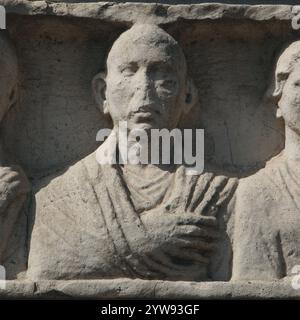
[233,154,300,281]
[27,136,237,280]
[0,194,28,279]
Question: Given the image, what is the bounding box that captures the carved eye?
[156,79,177,91]
[162,79,176,87]
[294,80,300,87]
[121,63,138,77]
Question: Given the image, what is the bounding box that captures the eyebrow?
[148,60,174,68]
[115,59,176,72]
[117,62,137,70]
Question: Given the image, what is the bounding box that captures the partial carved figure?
[27,24,237,281]
[232,41,300,281]
[0,32,30,279]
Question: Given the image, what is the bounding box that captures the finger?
[0,166,28,184]
[5,181,29,201]
[193,176,228,216]
[213,178,237,209]
[6,180,22,196]
[177,215,218,228]
[2,171,20,183]
[142,251,200,276]
[168,237,217,253]
[0,167,13,179]
[175,225,219,240]
[178,238,217,252]
[0,182,21,212]
[145,252,207,279]
[166,247,209,264]
[180,251,210,264]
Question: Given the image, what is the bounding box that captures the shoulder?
[34,152,102,196]
[238,154,283,200]
[235,154,284,219]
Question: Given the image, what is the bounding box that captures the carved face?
[104,26,189,131]
[278,63,300,134]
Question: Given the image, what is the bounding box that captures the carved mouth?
[130,106,161,123]
[133,112,154,122]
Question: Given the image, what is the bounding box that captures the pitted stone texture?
[0,280,300,299]
[0,0,299,299]
[26,24,237,282]
[0,1,296,23]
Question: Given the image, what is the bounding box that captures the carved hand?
[0,166,30,215]
[140,211,219,279]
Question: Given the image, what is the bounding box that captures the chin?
[130,122,156,131]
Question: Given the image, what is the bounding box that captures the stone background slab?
[0,1,293,178]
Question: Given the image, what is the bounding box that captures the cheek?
[284,90,300,108]
[292,93,300,107]
[156,83,183,113]
[107,78,132,105]
[280,91,300,122]
[155,85,180,107]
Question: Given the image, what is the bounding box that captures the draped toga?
[0,163,30,280]
[26,136,237,280]
[232,153,300,280]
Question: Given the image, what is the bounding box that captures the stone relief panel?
[0,1,300,298]
[3,14,287,178]
[233,41,300,281]
[25,24,237,281]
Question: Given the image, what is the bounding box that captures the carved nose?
[135,87,153,105]
[134,71,154,101]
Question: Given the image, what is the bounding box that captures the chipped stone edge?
[0,0,296,24]
[0,279,299,299]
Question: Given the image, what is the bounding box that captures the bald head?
[107,24,187,78]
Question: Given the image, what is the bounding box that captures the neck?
[283,126,300,161]
[112,125,176,167]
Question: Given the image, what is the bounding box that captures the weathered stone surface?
[0,1,295,23]
[0,279,300,299]
[25,23,237,282]
[2,2,289,176]
[0,1,300,299]
[0,32,30,281]
[232,41,300,281]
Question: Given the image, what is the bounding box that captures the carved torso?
[232,154,300,280]
[26,150,237,280]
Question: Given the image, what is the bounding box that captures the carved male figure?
[0,32,30,279]
[27,24,236,281]
[232,41,300,280]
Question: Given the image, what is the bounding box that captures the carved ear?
[183,77,198,115]
[92,72,108,114]
[276,107,283,118]
[273,81,284,119]
[272,81,284,102]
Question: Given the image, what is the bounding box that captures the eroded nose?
[132,71,155,107]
